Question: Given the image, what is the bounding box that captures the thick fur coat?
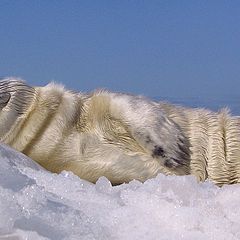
[159,103,240,185]
[0,78,239,185]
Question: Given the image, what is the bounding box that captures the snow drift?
[0,144,240,240]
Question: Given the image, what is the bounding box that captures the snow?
[0,144,240,240]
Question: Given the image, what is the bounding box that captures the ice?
[0,143,240,240]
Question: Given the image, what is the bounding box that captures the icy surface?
[0,144,240,240]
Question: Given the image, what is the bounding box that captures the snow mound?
[0,144,240,240]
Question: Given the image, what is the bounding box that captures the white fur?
[0,79,190,184]
[1,78,239,185]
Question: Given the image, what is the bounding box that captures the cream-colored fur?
[158,103,240,185]
[0,78,190,185]
[0,78,239,185]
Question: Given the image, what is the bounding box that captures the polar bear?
[0,78,190,185]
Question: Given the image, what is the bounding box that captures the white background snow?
[0,143,240,240]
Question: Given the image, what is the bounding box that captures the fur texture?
[158,102,240,185]
[0,78,239,185]
[0,78,190,185]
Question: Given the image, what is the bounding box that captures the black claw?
[177,143,190,157]
[171,157,183,166]
[164,159,174,168]
[152,146,165,158]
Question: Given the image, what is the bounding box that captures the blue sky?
[0,1,240,102]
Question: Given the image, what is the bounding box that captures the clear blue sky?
[0,1,240,101]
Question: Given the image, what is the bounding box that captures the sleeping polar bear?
[0,78,239,186]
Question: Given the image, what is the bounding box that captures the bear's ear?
[0,92,10,107]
